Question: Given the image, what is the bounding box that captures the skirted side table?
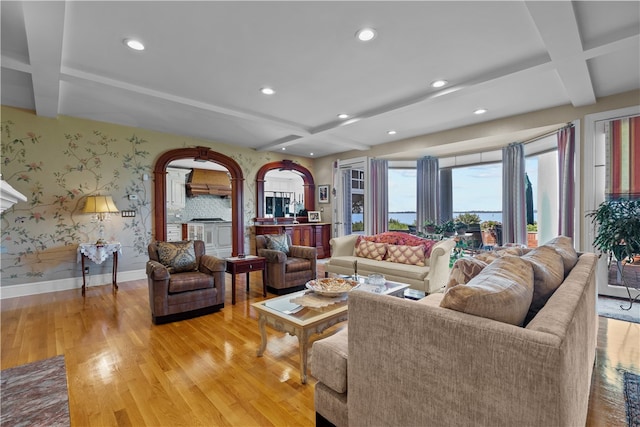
[77,242,122,296]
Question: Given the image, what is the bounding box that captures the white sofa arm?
[329,234,360,257]
[425,238,455,293]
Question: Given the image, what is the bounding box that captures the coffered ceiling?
[2,1,639,159]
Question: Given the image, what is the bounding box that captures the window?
[388,167,417,230]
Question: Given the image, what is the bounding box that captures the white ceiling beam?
[0,54,31,74]
[526,1,596,107]
[22,1,65,118]
[60,67,312,137]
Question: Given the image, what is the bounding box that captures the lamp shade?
[83,195,119,214]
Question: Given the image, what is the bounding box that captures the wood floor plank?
[1,265,638,426]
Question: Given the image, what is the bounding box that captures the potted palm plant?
[588,199,640,310]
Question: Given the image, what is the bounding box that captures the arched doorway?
[153,146,244,255]
[255,160,315,218]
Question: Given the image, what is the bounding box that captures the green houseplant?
[587,199,640,310]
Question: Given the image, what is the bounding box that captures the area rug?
[597,296,640,324]
[1,355,70,427]
[624,371,640,427]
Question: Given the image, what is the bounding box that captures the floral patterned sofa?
[324,232,456,294]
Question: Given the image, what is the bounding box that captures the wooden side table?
[77,242,122,296]
[225,256,267,304]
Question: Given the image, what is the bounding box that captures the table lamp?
[83,195,119,244]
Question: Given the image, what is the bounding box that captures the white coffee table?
[251,279,409,383]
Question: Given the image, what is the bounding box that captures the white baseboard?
[0,269,146,299]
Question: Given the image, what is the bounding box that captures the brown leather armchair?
[256,234,317,295]
[146,240,225,324]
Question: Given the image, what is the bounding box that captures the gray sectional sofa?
[312,237,597,427]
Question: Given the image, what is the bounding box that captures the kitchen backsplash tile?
[183,195,232,221]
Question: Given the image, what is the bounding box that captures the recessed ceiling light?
[281,147,286,151]
[387,130,397,135]
[431,79,448,88]
[356,28,376,42]
[260,87,275,95]
[124,38,145,51]
[474,108,488,115]
[337,113,349,119]
[310,152,314,156]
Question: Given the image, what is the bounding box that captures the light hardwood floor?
[1,268,638,426]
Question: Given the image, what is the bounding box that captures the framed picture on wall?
[318,185,330,204]
[308,211,321,222]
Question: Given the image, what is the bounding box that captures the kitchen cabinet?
[166,224,182,241]
[166,167,189,211]
[183,223,204,242]
[255,223,331,258]
[184,221,232,258]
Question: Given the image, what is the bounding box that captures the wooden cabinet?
[167,224,182,241]
[255,223,331,258]
[183,221,233,258]
[166,167,189,210]
[292,225,313,247]
[183,223,204,241]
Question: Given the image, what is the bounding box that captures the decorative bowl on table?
[305,277,360,297]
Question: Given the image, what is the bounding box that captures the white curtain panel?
[502,143,527,245]
[417,156,440,232]
[369,159,388,234]
[341,169,352,236]
[557,126,575,238]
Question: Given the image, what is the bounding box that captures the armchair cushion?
[265,234,290,255]
[286,258,312,273]
[290,245,316,259]
[168,271,214,293]
[157,240,197,273]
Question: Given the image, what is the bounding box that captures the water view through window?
[385,159,539,229]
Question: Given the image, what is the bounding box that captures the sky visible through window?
[388,158,538,213]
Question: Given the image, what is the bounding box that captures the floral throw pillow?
[265,234,290,255]
[157,240,197,273]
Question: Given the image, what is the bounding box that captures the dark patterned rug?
[1,355,70,427]
[626,372,640,427]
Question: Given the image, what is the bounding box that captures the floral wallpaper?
[0,106,313,289]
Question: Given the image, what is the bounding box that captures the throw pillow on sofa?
[355,240,387,261]
[359,232,437,257]
[543,236,578,276]
[522,245,565,322]
[386,244,426,266]
[446,257,488,289]
[440,255,534,326]
[157,240,198,273]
